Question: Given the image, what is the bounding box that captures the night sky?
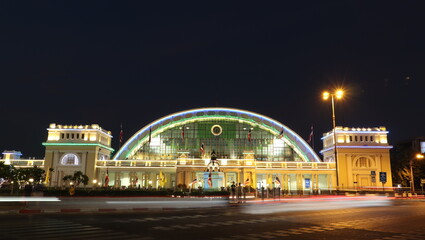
[1,1,424,158]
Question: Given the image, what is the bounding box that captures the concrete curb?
[0,206,227,215]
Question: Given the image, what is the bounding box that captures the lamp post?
[410,153,424,194]
[323,89,344,190]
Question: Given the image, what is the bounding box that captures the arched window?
[356,157,370,168]
[61,153,80,166]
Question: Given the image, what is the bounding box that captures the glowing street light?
[410,153,424,194]
[322,91,330,100]
[92,179,98,188]
[322,89,344,189]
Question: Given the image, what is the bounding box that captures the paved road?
[1,199,425,240]
[0,196,229,213]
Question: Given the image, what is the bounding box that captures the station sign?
[305,178,311,189]
[379,172,387,183]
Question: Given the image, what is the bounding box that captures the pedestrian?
[231,182,236,199]
[237,183,243,201]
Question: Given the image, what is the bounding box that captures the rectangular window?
[360,136,363,141]
[66,133,69,139]
[355,136,358,141]
[61,133,64,139]
[82,133,85,140]
[349,136,353,142]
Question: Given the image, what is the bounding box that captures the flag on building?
[307,125,314,144]
[200,143,205,154]
[244,177,250,186]
[159,170,166,187]
[119,123,123,147]
[248,129,252,142]
[148,127,152,143]
[104,168,109,187]
[278,127,284,139]
[208,172,212,187]
[181,126,185,142]
[274,177,281,185]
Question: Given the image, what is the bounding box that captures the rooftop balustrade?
[96,159,335,170]
[0,159,45,167]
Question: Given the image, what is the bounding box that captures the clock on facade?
[211,125,222,136]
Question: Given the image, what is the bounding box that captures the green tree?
[72,171,89,186]
[0,162,16,181]
[15,166,45,183]
[391,141,425,189]
[62,175,73,185]
[62,171,89,187]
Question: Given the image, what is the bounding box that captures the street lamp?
[410,153,424,194]
[323,89,344,189]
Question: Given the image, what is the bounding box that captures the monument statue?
[203,150,224,189]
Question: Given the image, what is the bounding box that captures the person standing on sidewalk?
[231,182,236,199]
[237,183,243,202]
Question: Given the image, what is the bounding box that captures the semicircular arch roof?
[113,107,321,162]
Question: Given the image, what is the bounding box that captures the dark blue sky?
[1,1,424,158]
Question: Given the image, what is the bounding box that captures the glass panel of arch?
[130,119,302,161]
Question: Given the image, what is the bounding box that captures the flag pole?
[119,122,123,150]
[308,125,314,151]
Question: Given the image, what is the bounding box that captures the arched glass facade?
[115,108,320,162]
[133,119,301,161]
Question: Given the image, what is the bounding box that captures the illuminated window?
[61,153,80,165]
